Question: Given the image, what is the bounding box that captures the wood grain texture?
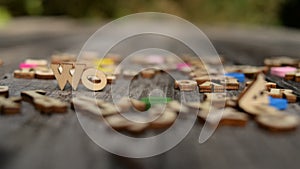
[0,18,300,169]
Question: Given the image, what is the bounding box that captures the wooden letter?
[81,68,107,91]
[238,73,269,115]
[51,63,85,90]
[14,69,35,79]
[0,96,21,115]
[0,86,9,97]
[21,90,67,114]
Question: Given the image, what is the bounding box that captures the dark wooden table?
[0,18,300,169]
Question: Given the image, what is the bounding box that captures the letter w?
[51,63,85,90]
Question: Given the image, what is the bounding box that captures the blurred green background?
[0,0,299,28]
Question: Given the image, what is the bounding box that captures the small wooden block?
[21,90,67,114]
[131,98,147,111]
[127,122,149,134]
[296,73,300,82]
[0,59,3,66]
[140,69,156,78]
[221,78,239,90]
[150,110,177,129]
[268,88,297,103]
[71,97,102,117]
[193,76,210,85]
[0,96,21,115]
[224,66,242,73]
[105,115,131,130]
[123,70,138,78]
[106,75,116,84]
[199,81,212,93]
[269,88,283,98]
[242,67,261,78]
[265,82,276,91]
[71,96,118,117]
[123,115,149,133]
[101,106,120,116]
[174,80,179,89]
[199,82,225,93]
[256,113,299,132]
[219,108,248,126]
[200,107,248,127]
[14,69,35,79]
[0,86,9,98]
[213,83,225,93]
[51,53,76,64]
[25,59,48,66]
[264,57,299,67]
[284,72,296,80]
[35,69,55,79]
[99,102,120,116]
[283,89,297,103]
[246,81,277,91]
[177,80,197,91]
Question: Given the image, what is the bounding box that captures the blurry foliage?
[25,0,43,15]
[0,6,11,27]
[0,0,299,28]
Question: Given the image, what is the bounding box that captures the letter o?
[81,68,107,91]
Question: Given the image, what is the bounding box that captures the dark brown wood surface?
[0,18,300,169]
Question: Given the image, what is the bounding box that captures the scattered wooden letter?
[106,75,116,84]
[51,63,85,90]
[81,68,107,91]
[238,73,269,115]
[150,110,177,129]
[199,82,225,93]
[221,78,239,90]
[176,80,197,91]
[0,86,9,97]
[25,59,48,66]
[0,96,21,115]
[51,53,76,64]
[256,113,299,131]
[269,88,297,103]
[21,90,67,114]
[140,69,156,78]
[14,69,35,79]
[199,107,248,127]
[35,69,55,79]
